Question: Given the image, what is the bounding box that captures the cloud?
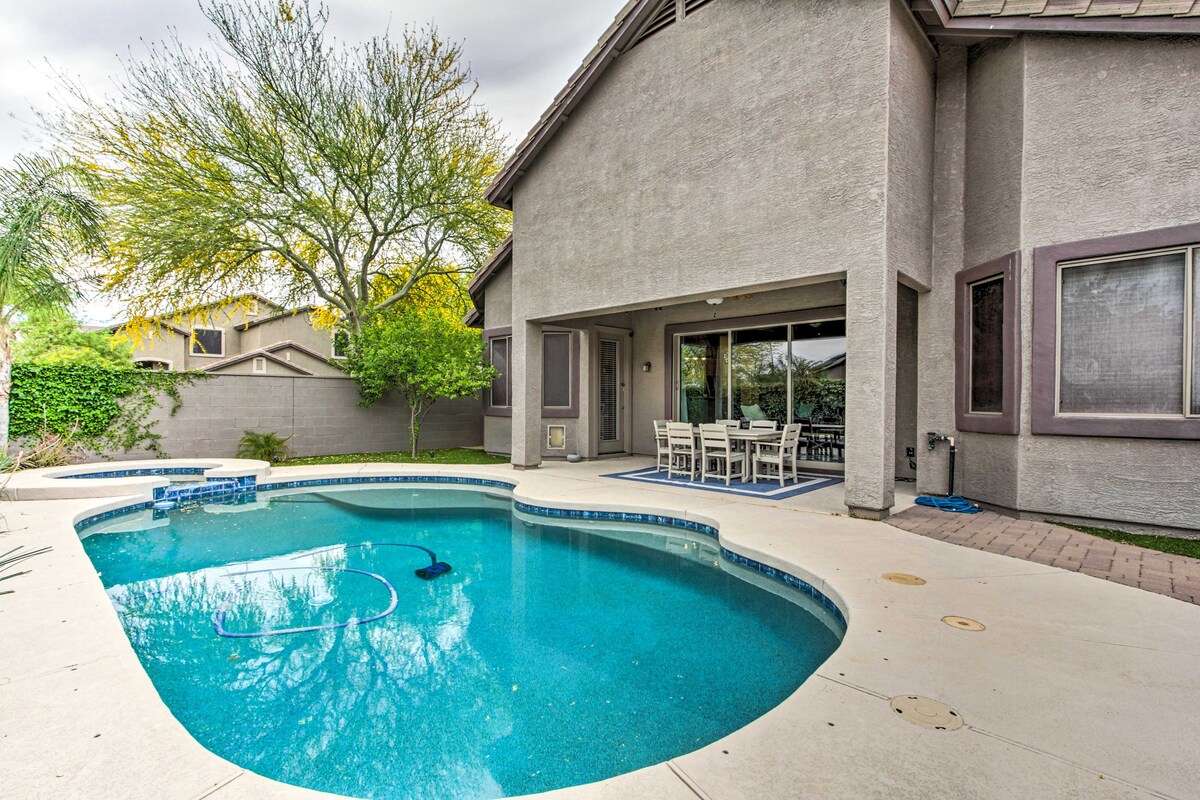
[0,0,627,160]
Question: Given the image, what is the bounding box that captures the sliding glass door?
[731,326,789,425]
[678,332,728,424]
[674,317,847,461]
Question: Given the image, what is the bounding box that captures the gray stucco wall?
[94,375,483,461]
[1012,34,1200,530]
[511,0,891,322]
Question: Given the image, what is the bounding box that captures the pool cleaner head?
[415,562,452,580]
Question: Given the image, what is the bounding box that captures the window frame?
[541,329,580,418]
[189,326,225,358]
[663,306,847,423]
[484,328,512,416]
[331,329,350,361]
[252,356,268,375]
[954,252,1020,435]
[1032,221,1200,439]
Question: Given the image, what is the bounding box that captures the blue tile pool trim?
[75,501,157,531]
[513,501,719,538]
[722,548,847,629]
[258,476,517,493]
[66,467,208,480]
[73,476,846,628]
[514,500,846,630]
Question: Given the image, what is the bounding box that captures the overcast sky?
[0,0,626,323]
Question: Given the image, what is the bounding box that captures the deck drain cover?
[882,573,926,586]
[942,615,986,631]
[889,696,963,731]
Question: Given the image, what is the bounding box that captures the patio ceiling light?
[705,297,724,305]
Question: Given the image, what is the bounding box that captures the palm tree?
[0,153,104,453]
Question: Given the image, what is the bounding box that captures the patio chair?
[752,423,804,486]
[748,419,778,431]
[666,422,699,480]
[653,420,671,472]
[716,419,741,428]
[699,423,747,486]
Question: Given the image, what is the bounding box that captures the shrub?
[237,430,291,463]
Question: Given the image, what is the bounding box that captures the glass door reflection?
[678,333,727,424]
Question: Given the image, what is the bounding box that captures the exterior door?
[598,337,624,454]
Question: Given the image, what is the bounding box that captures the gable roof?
[199,340,340,376]
[234,305,319,331]
[109,319,189,337]
[915,0,1200,34]
[950,0,1200,18]
[467,236,513,302]
[486,0,669,210]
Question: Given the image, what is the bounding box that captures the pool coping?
[4,461,1200,800]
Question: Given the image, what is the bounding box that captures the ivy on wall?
[10,364,206,456]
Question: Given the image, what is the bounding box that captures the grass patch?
[286,448,509,467]
[1052,521,1200,559]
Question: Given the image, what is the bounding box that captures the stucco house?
[114,294,348,378]
[468,0,1200,532]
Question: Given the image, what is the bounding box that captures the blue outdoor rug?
[601,466,844,499]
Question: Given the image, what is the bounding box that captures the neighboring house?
[468,0,1200,531]
[113,294,349,378]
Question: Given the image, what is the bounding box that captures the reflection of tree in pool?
[109,535,512,800]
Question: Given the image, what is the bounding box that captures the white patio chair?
[752,423,804,486]
[666,423,699,480]
[653,420,671,472]
[748,419,779,431]
[716,419,740,428]
[699,423,747,486]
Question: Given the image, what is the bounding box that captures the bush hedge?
[11,363,203,455]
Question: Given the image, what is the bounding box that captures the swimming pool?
[79,484,843,800]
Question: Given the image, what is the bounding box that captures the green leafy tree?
[59,0,510,337]
[0,153,104,452]
[14,308,132,368]
[344,307,496,458]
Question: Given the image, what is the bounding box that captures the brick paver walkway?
[888,506,1200,605]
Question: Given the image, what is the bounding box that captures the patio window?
[1057,249,1193,417]
[672,311,846,461]
[1031,222,1200,439]
[190,327,224,357]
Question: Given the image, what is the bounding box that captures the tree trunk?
[0,323,11,456]
[409,399,421,459]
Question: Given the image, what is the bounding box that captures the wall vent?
[630,0,679,49]
[629,0,718,52]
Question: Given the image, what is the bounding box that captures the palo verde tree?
[0,154,105,452]
[344,305,496,458]
[60,0,510,335]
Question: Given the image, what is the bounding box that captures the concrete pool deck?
[2,459,1198,799]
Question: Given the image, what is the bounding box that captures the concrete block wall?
[93,375,483,461]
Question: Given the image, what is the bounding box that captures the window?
[671,311,847,462]
[332,329,350,360]
[252,356,267,374]
[190,327,224,356]
[955,252,1019,434]
[1031,222,1200,439]
[542,332,572,408]
[489,335,511,408]
[969,277,1005,414]
[1056,249,1192,417]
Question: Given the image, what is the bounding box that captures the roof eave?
[485,0,660,210]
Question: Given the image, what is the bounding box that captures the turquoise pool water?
[80,486,843,800]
